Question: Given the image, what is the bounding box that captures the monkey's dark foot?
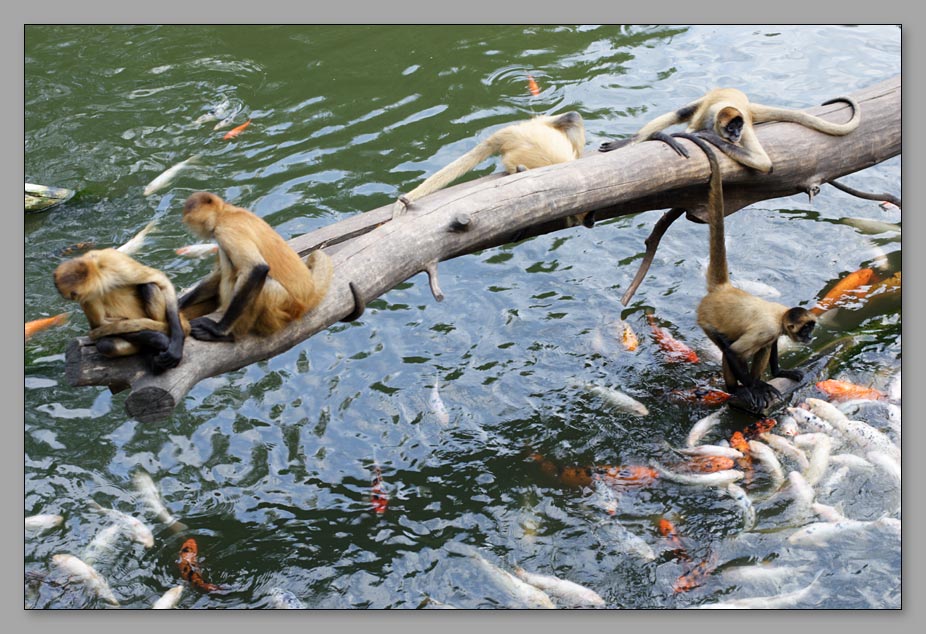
[774,368,804,383]
[516,165,528,173]
[341,281,366,323]
[732,382,782,413]
[150,343,183,374]
[582,211,597,228]
[598,138,632,153]
[189,317,235,342]
[654,132,689,158]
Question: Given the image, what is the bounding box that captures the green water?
[25,25,900,609]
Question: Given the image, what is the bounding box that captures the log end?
[125,386,177,423]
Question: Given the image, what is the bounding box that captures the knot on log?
[449,213,471,232]
[125,386,177,424]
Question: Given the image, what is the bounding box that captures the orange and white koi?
[668,387,731,406]
[178,538,220,592]
[595,465,660,488]
[729,432,753,484]
[741,418,776,440]
[684,455,736,474]
[812,267,875,314]
[223,119,251,140]
[371,465,389,514]
[527,74,540,96]
[618,319,639,351]
[25,312,69,339]
[816,379,885,402]
[646,315,699,363]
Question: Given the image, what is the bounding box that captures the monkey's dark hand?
[189,317,235,342]
[151,342,183,373]
[598,138,632,153]
[774,368,804,382]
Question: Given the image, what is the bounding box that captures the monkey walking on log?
[178,192,333,342]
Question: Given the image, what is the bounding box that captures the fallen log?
[66,76,901,422]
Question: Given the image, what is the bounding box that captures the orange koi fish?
[59,241,95,256]
[816,379,885,402]
[812,267,875,314]
[527,74,540,96]
[729,432,753,485]
[668,387,731,406]
[25,312,69,340]
[646,315,699,363]
[178,538,220,592]
[595,465,660,487]
[371,465,389,514]
[619,320,639,351]
[869,271,901,296]
[685,455,735,474]
[658,518,690,562]
[742,418,776,439]
[223,119,251,140]
[674,556,716,593]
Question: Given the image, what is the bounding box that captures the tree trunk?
[65,76,901,423]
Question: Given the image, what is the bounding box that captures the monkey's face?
[716,107,744,144]
[53,259,90,300]
[182,192,222,238]
[784,307,816,343]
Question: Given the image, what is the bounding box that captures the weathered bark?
[65,76,901,422]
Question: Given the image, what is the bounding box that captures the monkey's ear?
[716,107,743,129]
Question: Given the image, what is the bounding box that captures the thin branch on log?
[65,76,901,422]
[828,179,902,208]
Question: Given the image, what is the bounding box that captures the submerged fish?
[116,219,159,255]
[788,517,899,547]
[223,119,252,140]
[646,315,699,363]
[725,483,756,532]
[668,387,731,406]
[429,375,451,425]
[805,398,900,462]
[677,445,744,460]
[686,410,724,447]
[88,501,155,548]
[759,433,810,471]
[268,587,307,609]
[81,523,124,565]
[370,464,389,514]
[674,556,717,593]
[178,538,220,592]
[652,463,743,487]
[747,439,785,487]
[617,319,639,351]
[468,551,555,609]
[720,563,807,585]
[143,154,200,196]
[887,369,901,402]
[731,277,782,298]
[512,566,606,608]
[152,585,184,609]
[585,384,649,416]
[812,267,875,315]
[175,243,219,257]
[699,571,824,609]
[25,312,69,340]
[840,217,902,235]
[527,74,541,97]
[52,553,119,606]
[24,514,64,534]
[793,433,832,486]
[132,470,187,532]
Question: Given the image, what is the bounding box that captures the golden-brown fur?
[393,112,585,218]
[179,192,333,339]
[53,248,189,360]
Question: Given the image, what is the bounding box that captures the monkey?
[392,112,589,223]
[178,191,333,342]
[599,88,860,174]
[53,248,189,372]
[673,131,816,413]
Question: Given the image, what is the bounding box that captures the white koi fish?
[677,445,744,460]
[725,483,756,531]
[721,563,807,585]
[788,517,899,547]
[468,551,555,609]
[828,454,874,470]
[652,463,743,487]
[686,410,724,447]
[116,219,158,255]
[793,433,832,486]
[143,154,200,196]
[88,501,155,548]
[787,407,838,437]
[806,398,900,462]
[132,470,187,532]
[759,433,809,471]
[811,502,847,523]
[867,451,901,487]
[175,243,219,258]
[747,440,785,487]
[268,587,307,609]
[152,585,184,609]
[52,553,120,606]
[777,415,800,437]
[887,369,901,402]
[699,571,824,609]
[25,514,63,534]
[784,470,816,511]
[429,375,450,426]
[81,523,124,566]
[818,466,850,496]
[512,566,606,608]
[585,384,648,416]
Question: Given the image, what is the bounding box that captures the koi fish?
[786,406,838,436]
[746,439,785,487]
[175,243,219,258]
[116,219,158,255]
[887,369,901,402]
[674,556,716,593]
[741,418,776,439]
[668,387,731,406]
[429,374,451,425]
[793,433,832,486]
[816,379,885,402]
[868,271,901,297]
[371,465,389,514]
[805,398,900,462]
[646,315,699,363]
[777,414,800,437]
[52,554,119,606]
[268,587,307,609]
[223,119,251,140]
[653,463,743,487]
[81,523,125,566]
[58,241,95,256]
[619,320,639,351]
[684,455,736,473]
[132,470,187,533]
[560,465,594,489]
[152,585,184,609]
[467,550,555,609]
[595,465,660,488]
[729,432,753,484]
[759,432,810,471]
[686,410,724,447]
[527,74,541,96]
[178,538,220,592]
[840,217,901,234]
[24,514,63,534]
[698,571,824,609]
[584,384,649,416]
[879,200,899,211]
[725,483,756,531]
[812,267,875,314]
[788,517,899,547]
[658,517,689,561]
[88,500,155,548]
[143,154,200,196]
[677,445,744,460]
[512,566,606,608]
[25,312,69,340]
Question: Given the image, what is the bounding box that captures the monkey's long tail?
[304,249,334,312]
[400,135,501,207]
[751,96,861,136]
[673,133,726,291]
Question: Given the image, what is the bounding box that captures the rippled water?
[25,25,901,609]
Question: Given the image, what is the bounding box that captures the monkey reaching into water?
[392,112,587,222]
[54,248,189,372]
[178,192,333,342]
[599,88,860,174]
